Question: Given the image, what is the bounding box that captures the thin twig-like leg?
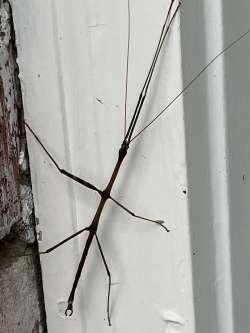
[95,233,112,326]
[124,1,181,144]
[8,227,90,259]
[110,196,169,232]
[40,227,90,254]
[25,122,102,194]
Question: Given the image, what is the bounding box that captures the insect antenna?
[124,0,181,144]
[124,0,131,138]
[130,28,250,142]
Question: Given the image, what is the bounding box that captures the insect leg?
[109,196,170,232]
[95,233,112,326]
[40,227,89,254]
[7,227,90,259]
[25,122,102,194]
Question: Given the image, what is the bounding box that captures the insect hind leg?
[95,233,112,326]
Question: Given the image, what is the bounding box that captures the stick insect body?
[26,0,180,325]
[24,0,250,327]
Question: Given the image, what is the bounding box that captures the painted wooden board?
[11,0,195,332]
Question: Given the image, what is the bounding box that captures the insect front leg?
[25,122,102,195]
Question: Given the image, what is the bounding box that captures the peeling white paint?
[162,309,185,332]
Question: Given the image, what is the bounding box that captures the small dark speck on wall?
[96,98,104,104]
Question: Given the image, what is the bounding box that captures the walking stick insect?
[23,0,250,327]
[25,0,180,325]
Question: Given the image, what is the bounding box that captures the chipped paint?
[162,310,185,333]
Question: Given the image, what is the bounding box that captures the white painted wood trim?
[181,0,250,332]
[11,1,194,332]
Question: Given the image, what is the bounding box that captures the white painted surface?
[201,3,234,331]
[12,0,250,332]
[11,0,194,332]
[181,0,250,332]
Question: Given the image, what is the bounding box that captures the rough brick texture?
[0,1,47,332]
